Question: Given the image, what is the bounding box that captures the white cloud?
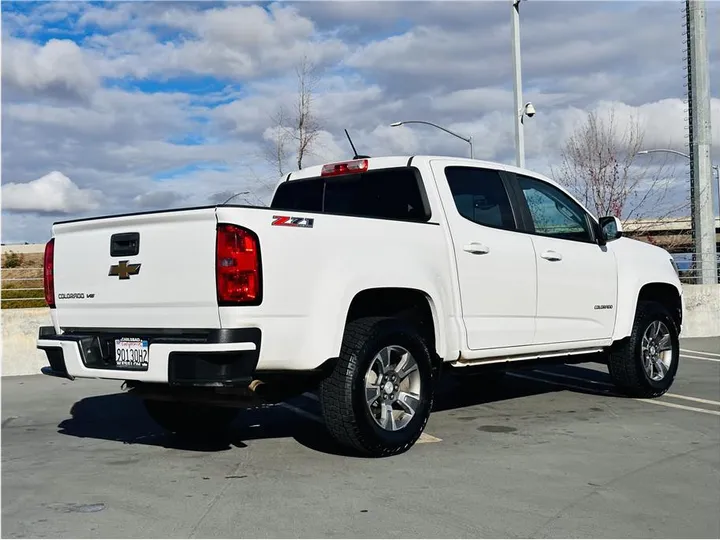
[2,171,102,214]
[133,190,185,209]
[74,3,349,82]
[2,38,100,99]
[3,0,720,243]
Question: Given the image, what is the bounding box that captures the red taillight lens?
[216,224,261,305]
[43,238,55,308]
[320,158,368,177]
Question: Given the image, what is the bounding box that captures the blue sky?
[1,0,719,243]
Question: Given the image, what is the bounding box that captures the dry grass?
[1,252,46,309]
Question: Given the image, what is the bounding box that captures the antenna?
[344,129,370,159]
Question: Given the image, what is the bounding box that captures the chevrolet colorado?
[37,155,684,456]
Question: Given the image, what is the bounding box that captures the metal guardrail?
[1,267,46,308]
[1,252,716,308]
[672,253,720,284]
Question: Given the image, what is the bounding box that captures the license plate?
[115,338,149,370]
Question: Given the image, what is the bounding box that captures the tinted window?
[270,178,323,212]
[517,175,593,242]
[445,166,516,229]
[270,167,430,222]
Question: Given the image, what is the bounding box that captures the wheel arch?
[637,282,683,330]
[344,287,444,365]
[614,281,683,341]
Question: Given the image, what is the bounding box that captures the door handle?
[540,250,563,261]
[463,242,490,254]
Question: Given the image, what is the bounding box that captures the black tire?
[319,316,436,457]
[607,300,680,398]
[143,399,238,438]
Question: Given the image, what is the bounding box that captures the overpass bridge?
[2,219,718,256]
[622,217,720,254]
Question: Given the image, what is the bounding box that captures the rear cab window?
[444,166,517,230]
[270,167,431,222]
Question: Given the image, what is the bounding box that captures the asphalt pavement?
[2,337,719,538]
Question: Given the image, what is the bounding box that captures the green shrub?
[3,251,23,268]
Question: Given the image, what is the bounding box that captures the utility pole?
[511,0,525,169]
[685,0,717,284]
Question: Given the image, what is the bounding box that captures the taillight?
[43,238,55,308]
[320,158,368,177]
[216,224,261,305]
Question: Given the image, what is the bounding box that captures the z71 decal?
[271,215,314,228]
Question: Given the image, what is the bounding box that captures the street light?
[390,120,474,159]
[637,148,691,160]
[637,148,719,285]
[220,190,251,205]
[637,149,720,217]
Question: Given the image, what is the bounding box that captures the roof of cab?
[284,154,562,190]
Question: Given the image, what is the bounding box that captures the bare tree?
[551,105,691,250]
[264,56,322,175]
[266,107,291,178]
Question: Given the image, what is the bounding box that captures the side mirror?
[599,216,623,242]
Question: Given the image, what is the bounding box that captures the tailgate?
[51,207,221,329]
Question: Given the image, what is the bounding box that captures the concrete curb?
[2,285,718,377]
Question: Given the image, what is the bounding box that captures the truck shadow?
[57,361,619,457]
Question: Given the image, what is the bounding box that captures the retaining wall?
[680,284,720,338]
[2,308,52,376]
[2,285,718,377]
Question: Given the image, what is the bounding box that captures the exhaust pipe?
[248,379,265,393]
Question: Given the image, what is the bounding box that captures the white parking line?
[508,371,720,417]
[533,369,614,388]
[665,393,720,407]
[681,354,720,363]
[681,348,720,358]
[534,372,720,408]
[417,432,443,443]
[506,371,611,394]
[281,402,442,443]
[634,399,720,416]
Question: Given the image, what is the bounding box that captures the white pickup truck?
[37,155,684,456]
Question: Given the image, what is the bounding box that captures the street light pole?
[390,120,474,159]
[511,0,525,168]
[685,0,717,284]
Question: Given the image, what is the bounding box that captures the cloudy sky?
[2,0,719,244]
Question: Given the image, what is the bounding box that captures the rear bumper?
[36,326,261,387]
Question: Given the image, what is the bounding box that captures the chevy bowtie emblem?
[109,260,141,280]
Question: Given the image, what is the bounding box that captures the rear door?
[512,173,618,345]
[430,160,537,350]
[51,207,222,329]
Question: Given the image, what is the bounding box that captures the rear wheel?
[143,399,238,438]
[319,316,435,457]
[607,300,680,398]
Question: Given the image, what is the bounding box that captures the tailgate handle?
[110,232,140,257]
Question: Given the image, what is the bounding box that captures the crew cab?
[37,155,684,456]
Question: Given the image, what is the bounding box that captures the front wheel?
[607,300,680,398]
[319,316,435,457]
